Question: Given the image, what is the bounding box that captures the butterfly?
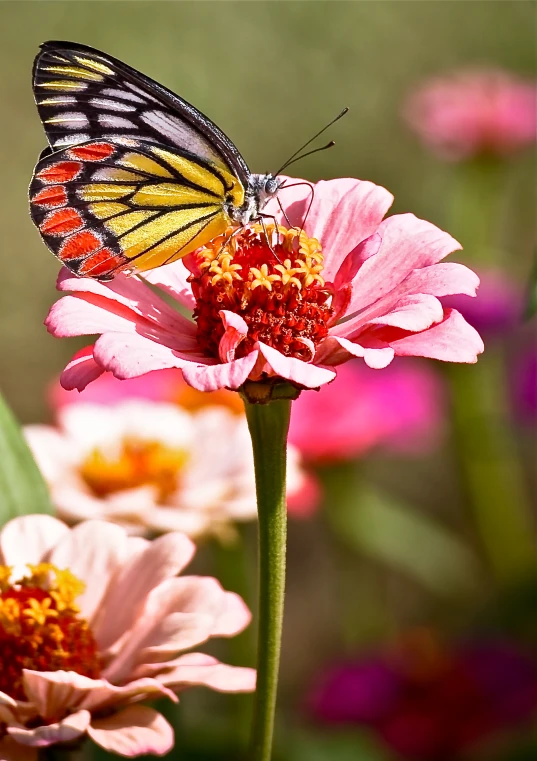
[29,41,286,280]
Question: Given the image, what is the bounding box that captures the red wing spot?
[69,143,115,162]
[41,208,83,236]
[59,231,101,261]
[78,249,126,277]
[32,186,67,208]
[37,161,82,184]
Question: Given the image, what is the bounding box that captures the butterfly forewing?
[30,138,242,279]
[33,41,250,185]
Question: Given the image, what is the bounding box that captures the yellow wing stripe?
[151,147,228,198]
[105,211,159,237]
[88,202,130,220]
[37,80,88,91]
[131,184,220,207]
[42,65,104,82]
[119,153,174,179]
[79,184,136,202]
[73,56,114,76]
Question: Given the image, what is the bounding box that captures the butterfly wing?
[29,138,243,279]
[33,40,250,185]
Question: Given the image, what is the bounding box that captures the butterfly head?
[227,173,284,227]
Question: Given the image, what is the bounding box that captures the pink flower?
[0,515,254,759]
[25,400,315,537]
[289,360,444,462]
[404,68,537,160]
[45,177,483,397]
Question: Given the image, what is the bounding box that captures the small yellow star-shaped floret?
[250,264,281,291]
[294,257,325,288]
[51,568,85,612]
[274,260,302,290]
[23,597,58,626]
[209,254,243,286]
[0,565,12,592]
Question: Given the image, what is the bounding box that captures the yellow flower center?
[80,438,189,501]
[0,563,100,700]
[189,224,333,362]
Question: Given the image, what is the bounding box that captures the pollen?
[80,438,189,501]
[190,224,334,364]
[0,563,100,700]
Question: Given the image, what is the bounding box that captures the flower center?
[189,224,333,362]
[0,564,100,700]
[80,438,189,501]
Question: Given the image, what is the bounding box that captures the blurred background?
[1,2,536,760]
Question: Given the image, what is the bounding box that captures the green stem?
[243,398,291,761]
[448,351,535,584]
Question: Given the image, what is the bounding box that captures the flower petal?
[94,532,196,652]
[366,294,445,332]
[305,179,394,280]
[388,308,484,363]
[315,336,395,369]
[59,345,104,392]
[143,260,196,309]
[262,175,313,227]
[92,332,206,380]
[150,652,256,693]
[213,592,252,637]
[218,311,248,363]
[0,515,69,567]
[48,521,128,622]
[7,710,90,748]
[87,705,173,758]
[257,342,336,388]
[182,351,259,391]
[347,213,462,313]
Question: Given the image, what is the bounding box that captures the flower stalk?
[243,396,291,761]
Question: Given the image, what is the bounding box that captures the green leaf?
[324,466,479,596]
[0,389,53,525]
[524,248,537,319]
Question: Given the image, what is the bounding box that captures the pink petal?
[0,515,69,567]
[305,179,394,280]
[94,532,196,652]
[56,268,196,338]
[22,670,175,717]
[366,294,444,332]
[348,214,462,313]
[399,262,480,298]
[45,295,141,339]
[48,521,128,622]
[59,345,104,391]
[0,738,37,761]
[257,342,336,388]
[87,705,174,757]
[334,233,383,290]
[152,653,256,693]
[143,261,196,310]
[213,592,252,637]
[388,308,484,363]
[92,332,198,380]
[7,710,90,748]
[182,351,259,391]
[315,336,395,369]
[218,311,248,363]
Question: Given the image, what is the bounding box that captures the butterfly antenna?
[275,107,348,175]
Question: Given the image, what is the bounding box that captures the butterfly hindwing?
[33,40,250,184]
[30,138,242,279]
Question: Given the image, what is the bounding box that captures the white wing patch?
[140,110,223,164]
[98,114,137,129]
[45,112,89,126]
[90,98,137,113]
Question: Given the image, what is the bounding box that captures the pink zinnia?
[0,515,254,759]
[45,177,483,396]
[404,68,537,160]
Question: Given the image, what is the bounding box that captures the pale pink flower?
[45,177,483,397]
[25,400,315,537]
[404,68,537,160]
[289,360,444,462]
[0,515,254,759]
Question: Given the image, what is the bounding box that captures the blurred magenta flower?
[25,400,315,537]
[442,267,522,337]
[513,342,537,422]
[289,360,444,462]
[308,633,537,760]
[45,176,483,396]
[404,68,537,160]
[0,515,255,759]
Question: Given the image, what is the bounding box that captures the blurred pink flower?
[0,515,254,759]
[45,177,483,397]
[404,68,537,160]
[289,360,444,462]
[308,633,537,760]
[513,342,537,422]
[442,267,522,337]
[25,400,315,537]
